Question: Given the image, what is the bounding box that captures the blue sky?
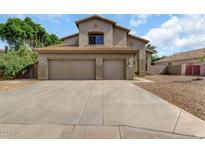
[0,14,205,56]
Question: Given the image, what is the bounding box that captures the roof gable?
[61,15,149,44]
[75,15,116,27]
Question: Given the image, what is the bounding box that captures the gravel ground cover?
[136,75,205,121]
[0,80,40,92]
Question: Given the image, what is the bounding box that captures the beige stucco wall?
[38,53,136,80]
[63,35,79,45]
[127,37,146,49]
[149,65,168,75]
[113,27,127,47]
[167,64,182,75]
[138,49,146,76]
[78,19,113,47]
[146,52,152,74]
[200,63,205,76]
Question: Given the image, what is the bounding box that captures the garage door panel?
[104,60,125,80]
[48,60,96,80]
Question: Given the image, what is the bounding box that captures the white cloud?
[130,14,150,27]
[144,15,205,55]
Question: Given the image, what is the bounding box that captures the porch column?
[146,53,152,74]
[138,49,146,76]
[38,56,48,80]
[96,56,103,80]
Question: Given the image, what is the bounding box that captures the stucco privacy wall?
[167,64,183,75]
[200,63,205,75]
[78,19,113,47]
[38,54,135,80]
[63,35,79,45]
[148,65,168,75]
[113,27,127,47]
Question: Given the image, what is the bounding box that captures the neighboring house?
[155,48,205,65]
[35,15,152,80]
[153,48,205,76]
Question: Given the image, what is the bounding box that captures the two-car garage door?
[48,60,96,80]
[48,59,125,80]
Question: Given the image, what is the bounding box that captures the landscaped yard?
[0,80,40,92]
[136,75,205,121]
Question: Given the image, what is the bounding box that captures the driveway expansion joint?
[102,81,105,126]
[119,126,122,139]
[68,125,75,139]
[172,109,182,133]
[78,83,95,124]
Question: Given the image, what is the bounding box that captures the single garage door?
[48,60,96,80]
[104,59,125,80]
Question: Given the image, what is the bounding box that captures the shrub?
[0,46,37,79]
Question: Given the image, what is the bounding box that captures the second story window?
[89,34,104,45]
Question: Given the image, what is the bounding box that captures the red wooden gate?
[193,65,200,75]
[186,64,200,75]
[186,64,193,75]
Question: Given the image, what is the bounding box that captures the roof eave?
[61,33,79,40]
[128,34,149,43]
[114,25,130,32]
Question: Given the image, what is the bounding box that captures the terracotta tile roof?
[61,33,78,40]
[34,44,138,54]
[155,48,205,63]
[128,34,149,43]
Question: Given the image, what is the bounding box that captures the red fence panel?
[186,64,200,76]
[193,65,200,75]
[186,64,193,75]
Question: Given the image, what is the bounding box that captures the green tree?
[145,43,166,64]
[197,55,205,63]
[0,17,62,79]
[145,43,157,53]
[0,17,62,50]
[151,54,166,65]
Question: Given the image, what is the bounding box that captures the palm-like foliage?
[145,43,157,53]
[145,43,166,64]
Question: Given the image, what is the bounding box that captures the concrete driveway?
[0,80,205,139]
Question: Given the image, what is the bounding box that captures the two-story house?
[35,15,152,80]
